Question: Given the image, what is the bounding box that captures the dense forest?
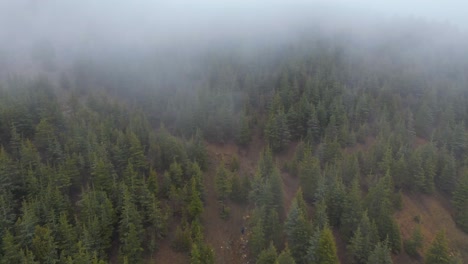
[1,13,468,264]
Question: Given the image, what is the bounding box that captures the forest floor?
[152,135,468,264]
[394,192,468,263]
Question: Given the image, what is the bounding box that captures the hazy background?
[0,0,467,75]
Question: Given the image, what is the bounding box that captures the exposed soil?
[394,192,468,263]
[152,135,464,264]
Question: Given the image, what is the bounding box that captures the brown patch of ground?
[202,133,266,264]
[149,240,189,264]
[414,137,428,148]
[394,192,468,263]
[344,136,376,154]
[333,228,349,264]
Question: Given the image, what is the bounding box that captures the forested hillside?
[1,17,468,264]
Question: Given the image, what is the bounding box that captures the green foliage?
[256,243,277,264]
[298,148,321,203]
[340,179,363,241]
[188,176,204,220]
[1,229,21,264]
[32,225,58,263]
[366,241,393,264]
[276,247,296,264]
[265,108,291,152]
[172,224,192,253]
[230,174,250,204]
[404,226,423,258]
[453,171,468,233]
[2,21,468,264]
[250,215,266,257]
[285,189,312,264]
[348,211,379,264]
[317,227,340,264]
[425,231,451,264]
[215,162,232,201]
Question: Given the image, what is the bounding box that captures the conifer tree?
[425,231,451,264]
[340,179,363,241]
[285,189,312,264]
[1,229,21,264]
[317,227,340,264]
[366,241,393,264]
[453,172,468,232]
[298,149,321,203]
[256,243,277,264]
[31,225,58,263]
[215,162,232,202]
[276,247,296,264]
[188,176,204,220]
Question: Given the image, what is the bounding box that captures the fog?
[0,0,467,77]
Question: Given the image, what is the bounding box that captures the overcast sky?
[0,0,466,66]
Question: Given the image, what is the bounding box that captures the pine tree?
[348,211,379,264]
[9,124,21,160]
[31,225,58,263]
[425,231,451,264]
[314,199,329,230]
[436,149,457,195]
[276,247,296,264]
[404,225,423,258]
[306,106,321,144]
[317,227,340,264]
[340,179,363,241]
[188,129,208,170]
[56,213,77,258]
[191,243,202,264]
[269,168,285,217]
[256,243,277,264]
[127,131,147,172]
[215,162,232,202]
[285,189,312,264]
[188,176,203,220]
[119,185,144,263]
[326,176,346,227]
[306,228,321,264]
[298,149,321,203]
[250,214,266,257]
[366,241,393,264]
[20,248,39,264]
[79,190,115,258]
[1,229,21,264]
[453,172,468,233]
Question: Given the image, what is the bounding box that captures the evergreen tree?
[317,227,340,264]
[348,211,379,264]
[119,185,144,263]
[250,211,267,257]
[425,231,451,264]
[340,179,363,241]
[276,247,296,264]
[453,172,468,233]
[256,243,277,264]
[285,189,312,264]
[306,228,321,264]
[215,162,232,202]
[1,229,21,264]
[188,176,204,220]
[31,225,58,263]
[366,241,393,264]
[404,225,423,258]
[298,149,321,203]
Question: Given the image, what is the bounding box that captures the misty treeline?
[1,18,468,264]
